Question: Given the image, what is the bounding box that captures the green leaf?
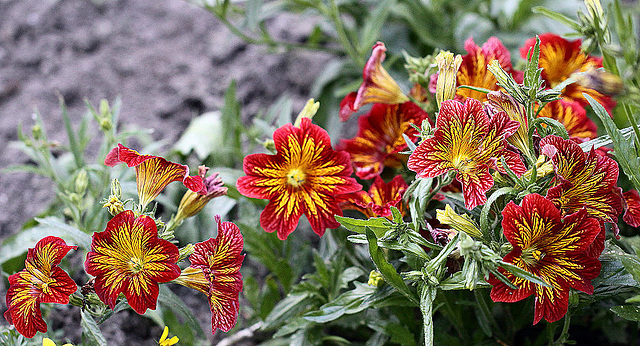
[585,93,640,191]
[610,305,640,321]
[174,111,226,160]
[619,254,640,285]
[263,292,314,330]
[532,7,582,31]
[81,310,107,346]
[157,285,205,337]
[366,228,418,306]
[499,261,551,288]
[335,215,390,237]
[59,95,84,168]
[359,0,394,52]
[529,117,570,139]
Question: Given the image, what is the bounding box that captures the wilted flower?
[339,42,409,121]
[520,33,616,112]
[408,98,525,210]
[237,118,361,240]
[575,67,624,97]
[173,216,245,333]
[338,102,429,179]
[457,37,522,102]
[84,210,181,314]
[537,100,598,139]
[337,175,408,218]
[489,193,601,324]
[5,237,77,338]
[623,190,640,228]
[175,166,227,223]
[105,143,204,210]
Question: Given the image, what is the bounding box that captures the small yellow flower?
[159,326,179,346]
[43,338,73,346]
[368,270,384,287]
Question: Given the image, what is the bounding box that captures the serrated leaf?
[366,228,418,306]
[81,310,107,346]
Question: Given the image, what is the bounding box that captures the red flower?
[84,210,181,314]
[339,42,409,121]
[338,175,408,218]
[537,100,597,140]
[623,190,640,228]
[173,216,244,333]
[408,98,525,210]
[175,166,228,222]
[236,118,361,240]
[489,194,601,324]
[338,102,430,179]
[4,236,77,338]
[457,37,522,102]
[105,144,204,210]
[520,33,615,112]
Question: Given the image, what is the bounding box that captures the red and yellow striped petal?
[624,190,640,228]
[491,194,601,324]
[237,118,361,240]
[541,135,624,226]
[521,33,616,112]
[339,102,429,179]
[4,236,77,338]
[84,210,180,314]
[105,144,204,208]
[408,98,523,210]
[457,37,521,102]
[537,100,597,139]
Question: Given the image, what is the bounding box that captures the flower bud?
[75,169,89,196]
[174,166,227,223]
[574,67,625,97]
[436,204,483,239]
[434,51,462,108]
[368,270,384,287]
[293,99,320,127]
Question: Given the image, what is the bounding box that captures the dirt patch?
[0,0,331,343]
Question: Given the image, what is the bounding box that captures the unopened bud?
[574,68,625,97]
[102,195,125,216]
[368,270,384,287]
[434,51,462,108]
[264,139,276,152]
[75,169,89,195]
[436,204,483,239]
[32,124,42,140]
[293,99,320,127]
[178,244,195,262]
[110,178,122,198]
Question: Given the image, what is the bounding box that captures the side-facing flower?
[175,166,228,223]
[105,144,204,210]
[457,37,522,102]
[520,33,616,112]
[237,118,361,240]
[540,135,624,228]
[172,216,245,333]
[407,98,525,210]
[486,90,530,155]
[338,102,429,179]
[337,175,408,218]
[5,236,77,338]
[537,100,597,140]
[623,190,640,228]
[339,42,409,121]
[85,210,180,314]
[489,193,601,324]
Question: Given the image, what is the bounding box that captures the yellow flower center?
[522,247,545,266]
[286,168,306,188]
[453,156,475,174]
[128,257,144,273]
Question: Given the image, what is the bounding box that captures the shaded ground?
[0,0,331,343]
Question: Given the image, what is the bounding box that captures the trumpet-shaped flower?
[339,42,409,121]
[4,236,77,338]
[105,144,204,210]
[338,102,429,179]
[486,91,530,155]
[407,98,525,210]
[175,166,227,222]
[623,190,640,228]
[84,210,181,314]
[173,216,245,332]
[237,118,361,240]
[337,175,408,218]
[457,37,522,102]
[537,100,597,139]
[520,33,615,112]
[489,193,601,324]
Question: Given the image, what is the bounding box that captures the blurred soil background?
[0,0,330,343]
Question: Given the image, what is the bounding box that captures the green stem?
[419,284,436,346]
[327,0,363,66]
[552,310,572,345]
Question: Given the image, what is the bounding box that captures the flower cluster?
[5,145,242,339]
